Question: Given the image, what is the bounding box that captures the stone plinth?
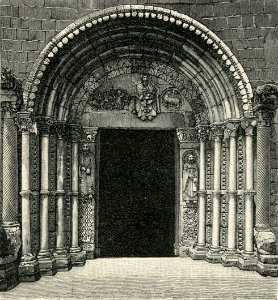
[0,255,18,291]
[53,250,71,272]
[70,250,86,267]
[19,257,40,282]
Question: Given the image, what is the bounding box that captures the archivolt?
[23,5,253,123]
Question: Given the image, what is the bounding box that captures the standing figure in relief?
[135,74,158,121]
[182,151,198,201]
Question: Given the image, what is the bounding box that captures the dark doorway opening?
[98,129,176,257]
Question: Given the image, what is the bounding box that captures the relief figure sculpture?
[182,151,198,202]
[135,74,158,121]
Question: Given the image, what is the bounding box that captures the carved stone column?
[206,124,224,262]
[53,123,71,271]
[238,119,257,270]
[222,122,239,266]
[69,124,86,266]
[16,112,40,282]
[176,128,199,257]
[254,84,278,275]
[79,128,98,259]
[37,117,57,276]
[190,125,210,259]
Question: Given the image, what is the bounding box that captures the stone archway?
[2,5,275,284]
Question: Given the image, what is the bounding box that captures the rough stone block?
[51,7,78,20]
[42,19,56,30]
[0,16,11,27]
[20,18,42,30]
[28,30,46,41]
[240,0,250,14]
[250,0,265,14]
[18,6,35,18]
[254,14,270,28]
[213,1,231,17]
[228,16,242,28]
[264,0,278,14]
[0,5,11,16]
[242,15,253,28]
[2,28,16,39]
[34,7,52,20]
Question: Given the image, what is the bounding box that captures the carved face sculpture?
[187,153,196,164]
[142,75,149,84]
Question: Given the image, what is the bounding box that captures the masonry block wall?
[1,0,278,243]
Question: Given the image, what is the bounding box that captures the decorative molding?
[224,122,240,139]
[176,128,198,142]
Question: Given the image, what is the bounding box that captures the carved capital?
[210,124,224,141]
[241,118,257,136]
[196,125,210,141]
[54,122,66,139]
[38,117,53,134]
[70,124,83,142]
[1,100,17,115]
[15,112,33,132]
[85,128,98,143]
[224,122,240,139]
[1,67,17,90]
[176,128,198,142]
[255,84,278,111]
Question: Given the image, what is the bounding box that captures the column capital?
[254,84,278,111]
[210,124,225,141]
[241,118,257,136]
[53,122,66,139]
[70,124,83,142]
[176,128,198,142]
[224,122,240,139]
[196,125,210,141]
[38,117,53,134]
[15,111,34,132]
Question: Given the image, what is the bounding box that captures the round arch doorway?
[15,5,271,281]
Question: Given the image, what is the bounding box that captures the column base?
[205,247,223,263]
[70,248,86,266]
[189,245,207,260]
[0,255,18,291]
[256,254,278,277]
[37,251,57,276]
[19,255,41,282]
[237,252,257,271]
[53,249,72,272]
[81,242,95,260]
[221,250,239,267]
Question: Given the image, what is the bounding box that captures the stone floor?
[2,257,278,299]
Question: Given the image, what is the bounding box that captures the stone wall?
[1,0,278,86]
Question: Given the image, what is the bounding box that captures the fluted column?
[69,124,86,266]
[37,117,57,275]
[190,125,210,259]
[16,112,40,281]
[53,123,71,271]
[206,124,224,262]
[222,122,239,266]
